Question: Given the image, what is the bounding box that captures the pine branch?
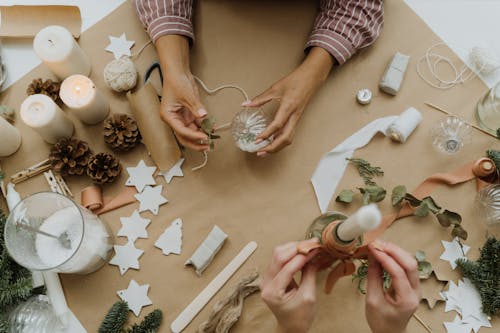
[98,301,129,333]
[127,309,162,333]
[487,150,500,170]
[456,237,500,317]
[347,158,384,186]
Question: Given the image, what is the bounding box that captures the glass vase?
[4,192,113,274]
[430,116,472,154]
[231,107,272,153]
[475,184,500,230]
[476,81,500,136]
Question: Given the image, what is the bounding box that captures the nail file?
[170,241,258,333]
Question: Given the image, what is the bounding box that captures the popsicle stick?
[170,241,258,333]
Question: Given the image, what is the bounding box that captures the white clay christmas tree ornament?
[105,33,135,59]
[134,185,168,215]
[161,158,184,184]
[109,240,144,275]
[117,279,152,317]
[155,218,183,255]
[126,160,157,193]
[117,210,151,242]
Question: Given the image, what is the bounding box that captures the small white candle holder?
[4,192,113,274]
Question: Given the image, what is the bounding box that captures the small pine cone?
[87,152,122,184]
[27,78,61,103]
[103,113,141,151]
[49,138,92,176]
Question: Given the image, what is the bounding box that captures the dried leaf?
[415,250,427,262]
[418,261,433,279]
[201,115,216,134]
[391,185,407,206]
[436,210,462,227]
[336,189,355,203]
[421,196,441,214]
[404,193,422,207]
[360,185,386,204]
[414,202,430,217]
[452,225,468,240]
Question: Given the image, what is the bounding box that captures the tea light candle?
[0,116,21,157]
[33,25,91,79]
[20,94,74,144]
[336,204,382,242]
[60,75,109,124]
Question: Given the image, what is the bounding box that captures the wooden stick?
[413,313,434,333]
[424,102,498,139]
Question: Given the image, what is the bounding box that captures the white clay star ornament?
[155,218,183,255]
[444,315,473,333]
[117,279,152,316]
[118,210,151,242]
[134,185,168,215]
[161,158,184,184]
[440,237,470,270]
[109,240,144,275]
[105,33,135,59]
[126,160,157,192]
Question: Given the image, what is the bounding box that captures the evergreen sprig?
[487,149,500,170]
[347,158,384,186]
[456,237,500,317]
[99,301,163,333]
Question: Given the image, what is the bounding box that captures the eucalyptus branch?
[201,115,221,150]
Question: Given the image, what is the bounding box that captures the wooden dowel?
[413,313,434,333]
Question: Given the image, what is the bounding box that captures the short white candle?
[20,94,74,144]
[33,25,91,80]
[42,271,69,327]
[60,75,109,124]
[0,116,21,157]
[337,204,382,242]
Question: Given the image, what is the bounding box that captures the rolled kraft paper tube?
[20,94,74,144]
[60,75,109,125]
[0,117,21,157]
[33,25,91,80]
[127,83,182,171]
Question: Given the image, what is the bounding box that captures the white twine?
[103,57,138,92]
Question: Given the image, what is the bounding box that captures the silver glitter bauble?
[231,107,272,152]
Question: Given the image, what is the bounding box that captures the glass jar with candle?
[476,81,500,136]
[4,192,113,274]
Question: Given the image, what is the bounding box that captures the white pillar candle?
[42,271,69,327]
[33,25,91,80]
[20,94,74,144]
[6,182,21,212]
[0,117,21,157]
[60,75,109,124]
[337,204,382,242]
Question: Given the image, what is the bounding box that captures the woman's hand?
[260,239,321,333]
[366,241,421,333]
[243,47,334,156]
[156,35,209,151]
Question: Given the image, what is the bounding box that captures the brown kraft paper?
[0,5,81,38]
[127,82,182,171]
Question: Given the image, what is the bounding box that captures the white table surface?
[1,0,500,91]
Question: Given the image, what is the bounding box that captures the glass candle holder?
[430,116,472,154]
[4,192,113,274]
[306,212,347,241]
[476,81,500,136]
[231,107,272,152]
[475,184,500,229]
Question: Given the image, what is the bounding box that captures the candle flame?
[75,85,81,93]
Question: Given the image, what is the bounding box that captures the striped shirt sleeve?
[306,0,384,65]
[132,0,194,44]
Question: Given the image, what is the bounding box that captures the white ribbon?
[311,116,399,213]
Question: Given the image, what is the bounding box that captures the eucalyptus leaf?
[361,190,370,205]
[421,197,442,214]
[404,193,422,207]
[418,261,433,279]
[211,134,221,140]
[452,226,468,240]
[437,210,462,227]
[414,202,430,217]
[336,189,355,203]
[415,250,427,262]
[391,185,407,206]
[201,115,216,134]
[364,185,387,203]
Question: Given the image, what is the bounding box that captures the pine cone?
[103,113,141,151]
[87,152,122,184]
[27,78,61,103]
[49,138,92,176]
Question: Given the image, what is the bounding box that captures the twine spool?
[469,47,500,75]
[103,58,138,92]
[387,107,423,143]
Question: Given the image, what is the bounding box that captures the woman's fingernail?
[372,239,386,252]
[197,108,208,117]
[257,152,268,158]
[255,138,263,144]
[241,100,251,106]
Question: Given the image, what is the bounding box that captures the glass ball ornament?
[231,107,272,152]
[475,184,500,230]
[430,116,472,154]
[8,295,62,333]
